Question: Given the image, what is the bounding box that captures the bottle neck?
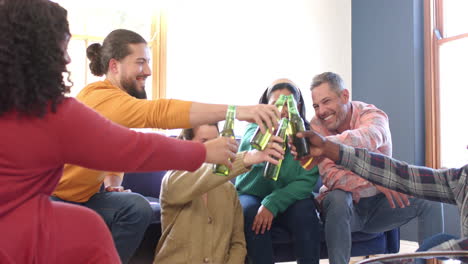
[275,95,287,111]
[223,105,236,129]
[287,96,300,117]
[277,118,289,138]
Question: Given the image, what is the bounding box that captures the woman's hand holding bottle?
[204,137,238,170]
[243,135,285,167]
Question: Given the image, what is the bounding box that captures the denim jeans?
[239,194,321,264]
[51,192,153,264]
[322,189,442,264]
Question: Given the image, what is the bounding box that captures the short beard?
[324,105,348,132]
[121,79,147,99]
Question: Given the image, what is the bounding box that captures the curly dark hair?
[0,0,71,117]
[86,29,147,76]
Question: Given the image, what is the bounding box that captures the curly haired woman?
[0,0,239,263]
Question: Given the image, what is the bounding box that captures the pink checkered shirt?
[311,101,392,203]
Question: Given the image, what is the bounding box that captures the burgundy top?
[0,98,205,263]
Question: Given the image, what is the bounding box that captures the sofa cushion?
[123,172,166,225]
[145,196,161,225]
[122,171,166,198]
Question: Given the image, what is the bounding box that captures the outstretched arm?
[80,87,279,133]
[297,130,463,204]
[189,103,280,134]
[162,138,285,206]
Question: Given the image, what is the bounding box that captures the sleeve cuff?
[338,144,355,170]
[229,152,251,178]
[261,199,279,217]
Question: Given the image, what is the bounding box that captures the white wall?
[165,0,351,132]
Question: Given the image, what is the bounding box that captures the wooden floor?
[276,240,419,264]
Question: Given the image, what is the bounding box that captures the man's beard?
[322,106,347,132]
[121,78,147,99]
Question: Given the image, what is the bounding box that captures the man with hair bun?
[52,29,280,263]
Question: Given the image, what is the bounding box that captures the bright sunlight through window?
[439,0,468,168]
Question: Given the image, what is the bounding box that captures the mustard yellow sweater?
[53,80,193,202]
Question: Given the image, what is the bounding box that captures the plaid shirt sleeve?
[338,144,462,204]
[337,144,468,251]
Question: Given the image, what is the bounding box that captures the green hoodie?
[235,123,319,216]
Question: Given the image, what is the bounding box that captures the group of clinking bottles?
[213,94,310,180]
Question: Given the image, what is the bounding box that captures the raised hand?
[286,131,325,170]
[293,130,341,170]
[243,135,285,167]
[204,136,238,169]
[236,105,280,134]
[296,131,328,156]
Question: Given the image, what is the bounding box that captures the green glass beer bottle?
[263,117,289,180]
[250,94,287,150]
[213,105,236,176]
[287,95,310,159]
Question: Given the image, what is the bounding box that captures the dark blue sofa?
[123,171,399,263]
[122,171,165,264]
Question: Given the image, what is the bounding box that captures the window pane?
[443,0,468,38]
[439,38,468,168]
[55,0,154,98]
[67,39,87,97]
[57,1,152,40]
[163,0,352,136]
[67,40,106,97]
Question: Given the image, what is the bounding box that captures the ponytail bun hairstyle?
[86,43,104,76]
[86,29,146,77]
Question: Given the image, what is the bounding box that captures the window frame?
[68,11,167,101]
[424,0,468,168]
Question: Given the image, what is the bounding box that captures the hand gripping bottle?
[250,94,287,150]
[213,105,236,176]
[263,117,289,180]
[286,95,310,159]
